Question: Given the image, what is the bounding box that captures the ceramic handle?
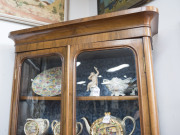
[44,119,49,132]
[76,122,83,135]
[122,116,136,135]
[51,120,58,131]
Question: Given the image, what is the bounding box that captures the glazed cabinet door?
[9,47,68,135]
[70,39,151,135]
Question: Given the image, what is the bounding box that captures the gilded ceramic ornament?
[86,67,100,96]
[102,77,132,96]
[24,118,49,135]
[32,67,62,96]
[51,120,83,135]
[82,112,136,135]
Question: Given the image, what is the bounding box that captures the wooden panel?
[63,45,71,135]
[143,37,159,135]
[9,6,158,46]
[77,96,138,101]
[8,54,18,135]
[20,96,61,101]
[15,27,152,53]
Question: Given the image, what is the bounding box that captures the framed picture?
[98,0,151,15]
[0,0,68,26]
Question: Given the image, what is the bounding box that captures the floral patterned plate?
[32,67,62,96]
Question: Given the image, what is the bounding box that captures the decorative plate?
[32,67,62,96]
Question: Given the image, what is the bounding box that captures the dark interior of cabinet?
[76,48,138,97]
[76,48,141,135]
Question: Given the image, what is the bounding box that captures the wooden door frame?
[68,38,151,135]
[8,47,68,135]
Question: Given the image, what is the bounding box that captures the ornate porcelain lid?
[32,67,62,96]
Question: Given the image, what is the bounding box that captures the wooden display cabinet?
[9,6,159,135]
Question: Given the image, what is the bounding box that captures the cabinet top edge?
[9,6,158,39]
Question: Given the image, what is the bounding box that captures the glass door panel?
[76,48,141,135]
[17,55,62,135]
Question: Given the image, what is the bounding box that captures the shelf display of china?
[76,48,141,135]
[76,48,138,97]
[16,55,62,135]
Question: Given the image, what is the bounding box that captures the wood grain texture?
[8,54,17,135]
[15,27,152,53]
[20,96,61,100]
[143,37,160,135]
[76,96,138,101]
[9,6,158,46]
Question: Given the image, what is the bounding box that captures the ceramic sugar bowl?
[24,118,49,135]
[51,120,83,135]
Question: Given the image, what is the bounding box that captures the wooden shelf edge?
[20,96,61,101]
[20,96,138,101]
[77,96,138,101]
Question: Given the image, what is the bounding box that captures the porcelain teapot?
[51,120,83,135]
[82,112,136,135]
[24,118,49,135]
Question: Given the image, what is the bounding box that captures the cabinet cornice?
[9,6,158,47]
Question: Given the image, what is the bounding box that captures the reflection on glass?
[76,48,141,135]
[17,55,62,135]
[76,48,137,97]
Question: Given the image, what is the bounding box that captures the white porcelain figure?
[86,67,100,96]
[51,120,83,135]
[102,77,132,96]
[89,86,100,96]
[24,118,49,135]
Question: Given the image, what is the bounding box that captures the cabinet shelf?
[77,96,138,101]
[20,96,61,101]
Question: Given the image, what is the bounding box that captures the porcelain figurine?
[82,112,136,135]
[86,67,100,96]
[24,118,49,135]
[51,120,83,135]
[102,77,132,96]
